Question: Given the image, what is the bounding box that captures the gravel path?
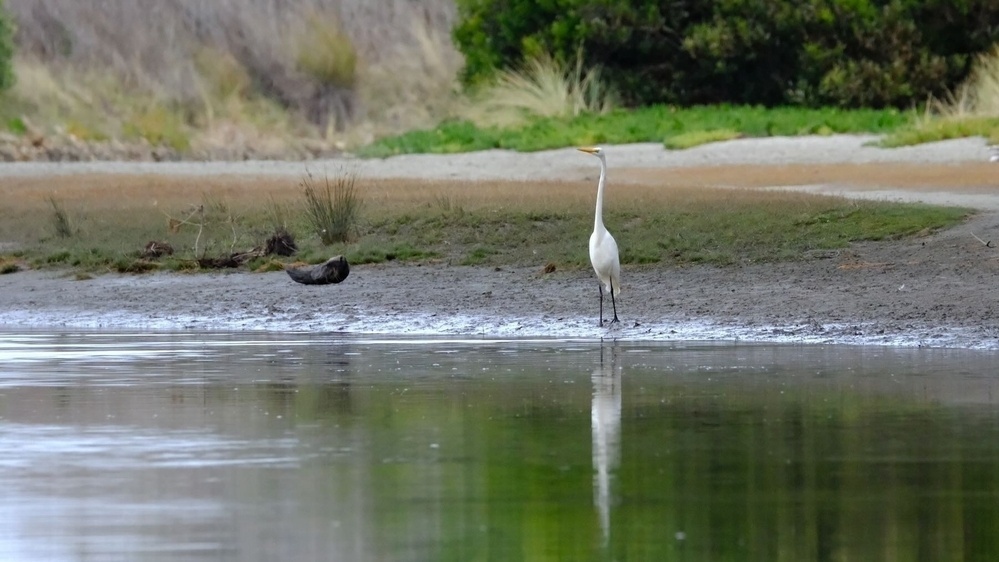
[2,135,998,349]
[0,135,993,181]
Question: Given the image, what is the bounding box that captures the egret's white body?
[578,146,621,324]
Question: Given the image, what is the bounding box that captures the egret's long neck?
[594,157,607,233]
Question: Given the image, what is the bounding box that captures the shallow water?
[1,330,998,561]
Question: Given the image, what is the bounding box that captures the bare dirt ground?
[1,135,998,349]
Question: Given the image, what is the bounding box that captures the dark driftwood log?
[286,255,350,285]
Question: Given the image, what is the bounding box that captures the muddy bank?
[2,207,998,349]
[2,135,998,349]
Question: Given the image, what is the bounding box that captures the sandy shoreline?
[2,135,998,349]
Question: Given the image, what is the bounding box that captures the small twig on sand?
[971,232,994,248]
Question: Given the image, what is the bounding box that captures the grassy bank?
[0,172,969,276]
[359,105,914,157]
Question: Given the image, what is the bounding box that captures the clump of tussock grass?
[941,46,999,118]
[433,192,464,215]
[46,195,73,238]
[296,16,358,89]
[458,53,616,128]
[883,47,999,147]
[302,169,362,245]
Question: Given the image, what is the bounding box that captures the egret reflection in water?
[592,345,622,545]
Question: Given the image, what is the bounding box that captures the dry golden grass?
[2,0,464,149]
[3,57,316,154]
[0,174,848,222]
[5,162,996,216]
[352,19,464,144]
[0,174,595,216]
[883,47,999,146]
[617,162,999,191]
[938,46,999,118]
[457,53,615,128]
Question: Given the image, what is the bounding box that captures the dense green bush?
[453,0,999,109]
[0,0,13,92]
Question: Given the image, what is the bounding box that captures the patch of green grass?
[4,176,969,275]
[69,248,119,269]
[359,119,501,157]
[882,116,999,147]
[356,194,967,269]
[43,250,72,265]
[347,243,439,265]
[360,104,913,156]
[460,245,497,265]
[165,260,201,272]
[5,116,27,135]
[617,201,966,267]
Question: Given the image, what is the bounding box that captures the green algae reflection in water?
[281,342,999,561]
[1,334,998,561]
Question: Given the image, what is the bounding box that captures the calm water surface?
[1,330,998,561]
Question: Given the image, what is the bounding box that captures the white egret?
[578,146,620,325]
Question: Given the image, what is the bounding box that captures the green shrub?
[453,0,999,109]
[0,0,14,92]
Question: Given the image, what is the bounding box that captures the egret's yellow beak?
[577,146,598,154]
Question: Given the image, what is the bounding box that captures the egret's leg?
[598,283,604,326]
[609,279,620,323]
